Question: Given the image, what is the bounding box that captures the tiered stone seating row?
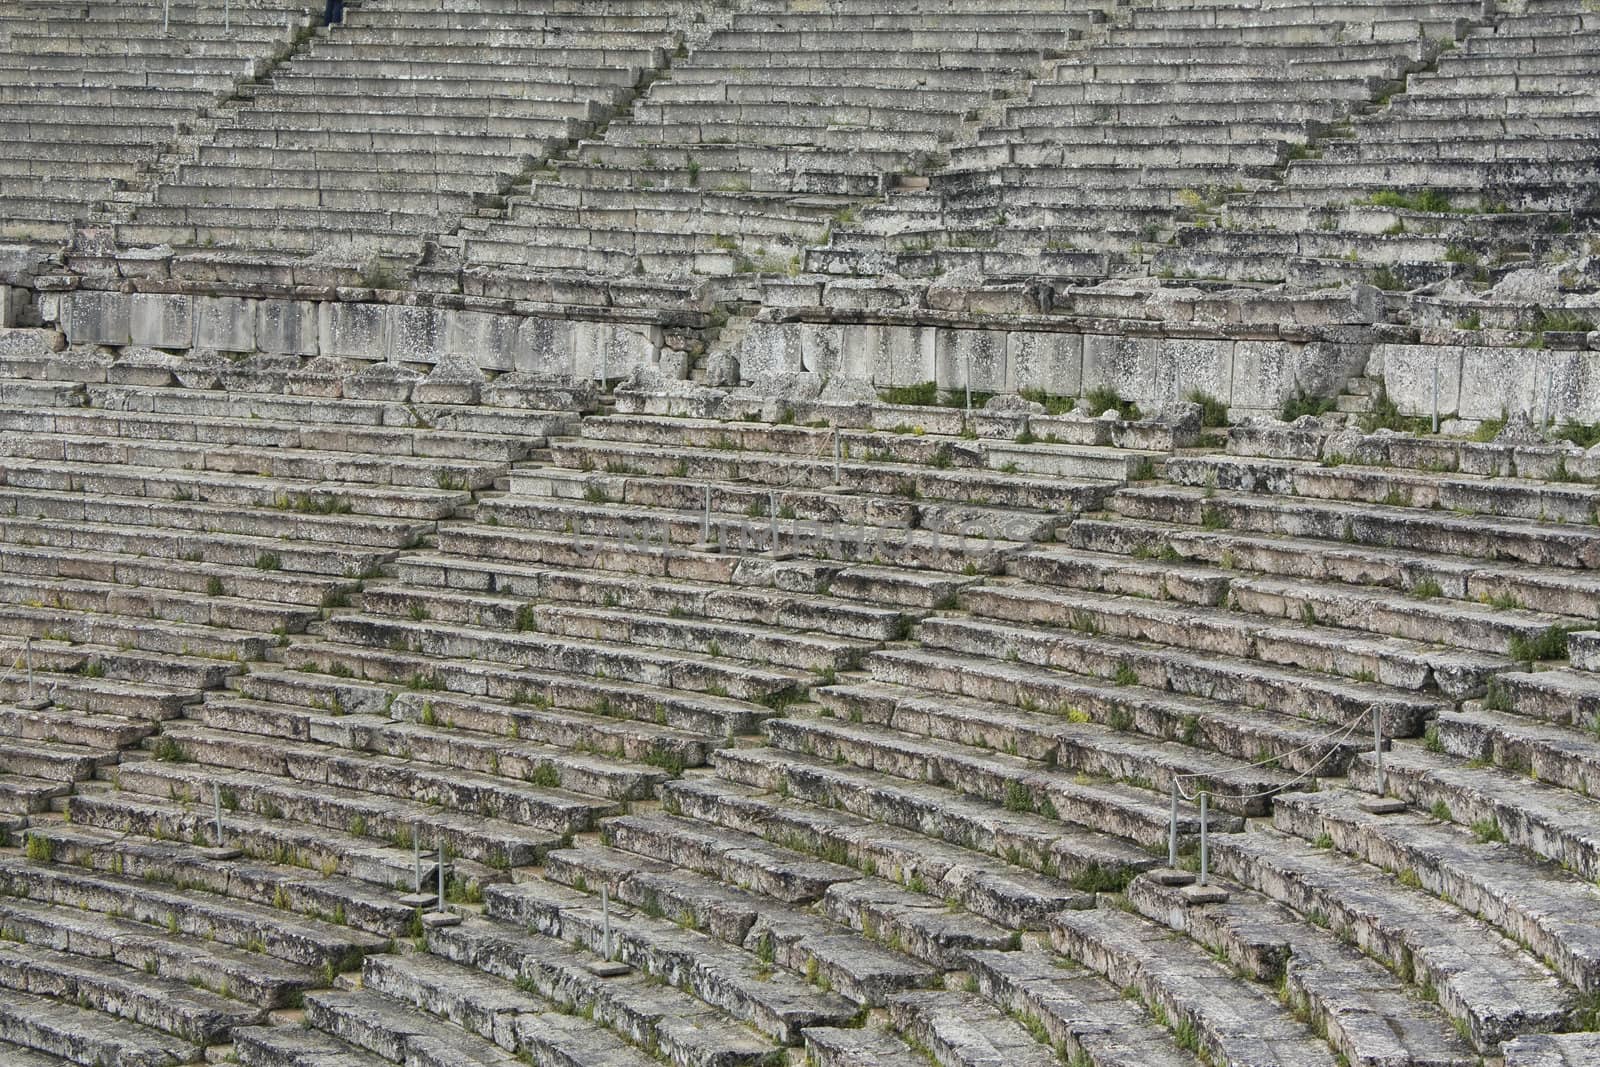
[0,333,1597,1065]
[809,0,1489,286]
[457,0,1103,286]
[1160,0,1600,288]
[0,0,315,246]
[119,0,706,265]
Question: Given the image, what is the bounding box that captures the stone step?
[232,1025,390,1067]
[0,541,353,607]
[356,583,876,673]
[0,988,196,1067]
[1054,905,1340,1067]
[392,552,912,643]
[360,952,660,1067]
[0,737,114,781]
[0,601,270,662]
[0,895,317,1009]
[1123,873,1477,1067]
[0,938,260,1047]
[1166,453,1600,525]
[957,576,1504,697]
[0,669,195,721]
[63,788,499,894]
[1069,514,1600,620]
[760,714,1239,846]
[709,735,1206,863]
[100,758,560,869]
[31,822,420,938]
[163,709,665,801]
[0,774,71,815]
[0,570,320,637]
[427,916,780,1067]
[0,431,506,493]
[0,457,471,520]
[304,986,522,1065]
[802,1026,928,1067]
[1484,669,1600,730]
[0,485,430,549]
[0,705,152,750]
[1005,543,1232,607]
[865,647,1366,775]
[1432,704,1600,797]
[273,644,776,737]
[474,496,1023,574]
[1113,485,1600,570]
[663,776,1138,930]
[600,811,858,904]
[1349,746,1600,883]
[144,721,620,831]
[316,615,813,706]
[1273,787,1600,995]
[542,846,939,1006]
[966,947,1205,1067]
[232,672,716,770]
[485,877,858,1044]
[1224,572,1567,660]
[915,615,1437,735]
[1212,825,1575,1049]
[801,690,1290,816]
[888,989,1061,1067]
[0,857,385,971]
[820,876,1015,968]
[0,513,393,578]
[1502,1033,1600,1066]
[541,438,1116,513]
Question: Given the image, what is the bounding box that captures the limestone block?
[344,362,420,402]
[731,321,805,382]
[128,293,193,349]
[516,317,575,378]
[1378,344,1466,420]
[256,300,319,356]
[1227,340,1296,412]
[195,296,256,353]
[413,355,484,405]
[847,324,934,387]
[798,324,848,380]
[322,301,388,360]
[1082,333,1161,403]
[1007,331,1083,398]
[288,355,352,398]
[935,329,1009,394]
[389,305,447,364]
[572,320,660,383]
[63,290,131,346]
[445,311,519,373]
[1162,337,1234,406]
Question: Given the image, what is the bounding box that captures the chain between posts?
[1166,705,1383,877]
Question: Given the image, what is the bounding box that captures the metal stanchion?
[1374,706,1385,795]
[400,822,433,908]
[22,637,49,710]
[224,0,230,32]
[163,0,171,34]
[1168,782,1179,869]
[1198,792,1209,887]
[1431,353,1440,434]
[602,883,613,961]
